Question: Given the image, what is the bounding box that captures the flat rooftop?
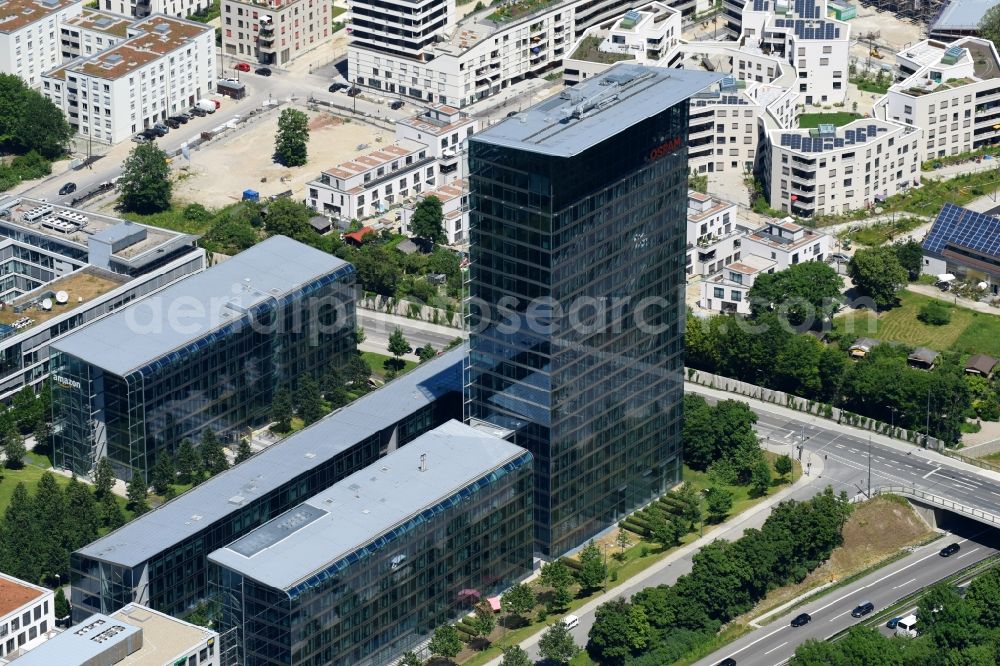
[0,0,78,34]
[63,8,131,37]
[0,573,44,617]
[397,105,474,137]
[773,119,907,155]
[208,420,528,591]
[322,138,426,180]
[72,15,210,80]
[933,0,998,32]
[51,235,352,376]
[471,64,719,157]
[75,346,465,569]
[0,266,129,333]
[113,604,215,666]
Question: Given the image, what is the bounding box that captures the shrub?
[917,300,951,326]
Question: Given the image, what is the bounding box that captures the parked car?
[141,128,159,139]
[852,601,875,618]
[346,87,361,97]
[165,118,180,129]
[132,133,148,143]
[390,100,405,110]
[170,114,189,124]
[190,107,207,117]
[940,543,961,557]
[255,67,272,76]
[329,82,348,92]
[235,62,251,72]
[790,613,811,627]
[58,182,77,196]
[152,123,169,136]
[560,614,579,630]
[886,617,902,629]
[506,111,518,117]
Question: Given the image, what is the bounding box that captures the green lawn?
[798,112,863,129]
[0,464,71,517]
[123,205,216,236]
[833,291,1000,357]
[846,217,923,247]
[362,351,418,378]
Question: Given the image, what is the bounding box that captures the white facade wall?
[0,573,54,660]
[688,96,763,174]
[0,0,84,87]
[221,0,332,67]
[686,192,758,276]
[700,256,776,314]
[103,0,212,20]
[59,14,130,59]
[741,219,832,270]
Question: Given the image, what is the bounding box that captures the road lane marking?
[923,468,938,479]
[829,609,852,622]
[892,578,916,590]
[957,547,981,560]
[721,625,787,659]
[763,642,788,655]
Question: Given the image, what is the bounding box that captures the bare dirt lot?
[848,6,925,73]
[171,106,384,208]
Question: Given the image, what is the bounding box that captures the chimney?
[419,453,427,472]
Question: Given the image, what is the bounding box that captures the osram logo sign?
[648,137,682,161]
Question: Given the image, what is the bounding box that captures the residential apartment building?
[467,64,718,556]
[700,253,776,313]
[0,573,53,661]
[50,236,356,482]
[58,9,130,59]
[0,196,203,403]
[11,603,219,666]
[348,0,710,108]
[741,217,831,269]
[103,0,212,20]
[0,0,83,86]
[71,347,463,621]
[878,37,1000,161]
[763,119,921,217]
[394,103,478,181]
[210,420,533,666]
[221,0,331,67]
[686,191,759,277]
[41,14,215,145]
[399,179,469,245]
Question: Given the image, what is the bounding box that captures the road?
[694,527,1000,666]
[355,309,459,355]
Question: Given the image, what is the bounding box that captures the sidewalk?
[905,282,999,315]
[479,459,824,665]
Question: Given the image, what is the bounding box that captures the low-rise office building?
[878,37,1000,161]
[70,346,464,622]
[741,217,831,269]
[58,9,131,59]
[686,191,758,277]
[0,0,83,86]
[42,14,215,145]
[0,573,53,661]
[10,603,218,666]
[700,253,776,314]
[220,0,332,67]
[399,179,468,245]
[763,119,921,217]
[922,203,1000,296]
[210,420,533,666]
[50,235,356,482]
[0,196,203,402]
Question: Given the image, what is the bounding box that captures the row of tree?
[792,571,1000,665]
[586,488,853,664]
[0,75,73,160]
[272,357,371,431]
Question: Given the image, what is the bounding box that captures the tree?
[615,530,632,559]
[750,459,773,497]
[126,472,150,515]
[587,598,652,665]
[501,583,536,624]
[398,653,422,666]
[894,240,924,281]
[775,454,793,480]
[748,261,843,327]
[54,587,70,620]
[0,75,73,158]
[272,389,294,431]
[500,645,532,666]
[388,327,411,370]
[918,300,951,326]
[263,197,313,240]
[151,454,175,495]
[175,438,201,485]
[411,195,445,244]
[354,243,402,296]
[849,247,908,309]
[0,483,40,583]
[539,621,579,664]
[981,5,1000,55]
[541,561,574,613]
[577,539,608,592]
[706,486,734,523]
[417,345,437,362]
[94,457,116,498]
[470,600,497,645]
[346,354,372,393]
[296,376,325,425]
[3,434,25,469]
[118,142,172,214]
[428,624,462,660]
[235,438,253,464]
[200,429,229,476]
[33,471,68,581]
[63,477,99,551]
[274,107,309,167]
[100,492,125,530]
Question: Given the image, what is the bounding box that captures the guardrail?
[941,448,1000,474]
[873,486,1000,525]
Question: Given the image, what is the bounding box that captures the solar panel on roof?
[924,203,1000,260]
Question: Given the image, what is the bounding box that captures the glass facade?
[467,104,690,556]
[52,267,357,482]
[212,451,533,666]
[69,393,463,622]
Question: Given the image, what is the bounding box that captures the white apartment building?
[562,2,682,85]
[742,217,831,269]
[878,37,1000,162]
[306,139,435,221]
[349,0,453,62]
[0,573,54,661]
[394,103,477,181]
[399,178,468,244]
[41,14,215,145]
[221,0,332,66]
[348,0,709,107]
[764,119,921,217]
[700,254,776,314]
[686,191,759,276]
[59,9,131,59]
[0,0,83,87]
[102,0,211,21]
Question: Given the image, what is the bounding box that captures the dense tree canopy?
[749,261,843,327]
[0,74,73,159]
[274,108,309,167]
[119,143,172,214]
[849,247,909,309]
[411,195,445,244]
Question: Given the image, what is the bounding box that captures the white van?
[561,614,580,630]
[895,614,918,637]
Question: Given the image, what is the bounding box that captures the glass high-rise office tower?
[466,64,719,556]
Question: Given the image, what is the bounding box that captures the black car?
[190,107,207,117]
[165,118,180,129]
[506,110,518,117]
[852,601,875,618]
[170,114,189,124]
[346,87,361,97]
[328,82,348,93]
[58,182,77,196]
[255,67,272,76]
[886,617,902,629]
[390,100,405,110]
[790,613,811,627]
[940,543,961,557]
[717,659,736,666]
[141,128,159,139]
